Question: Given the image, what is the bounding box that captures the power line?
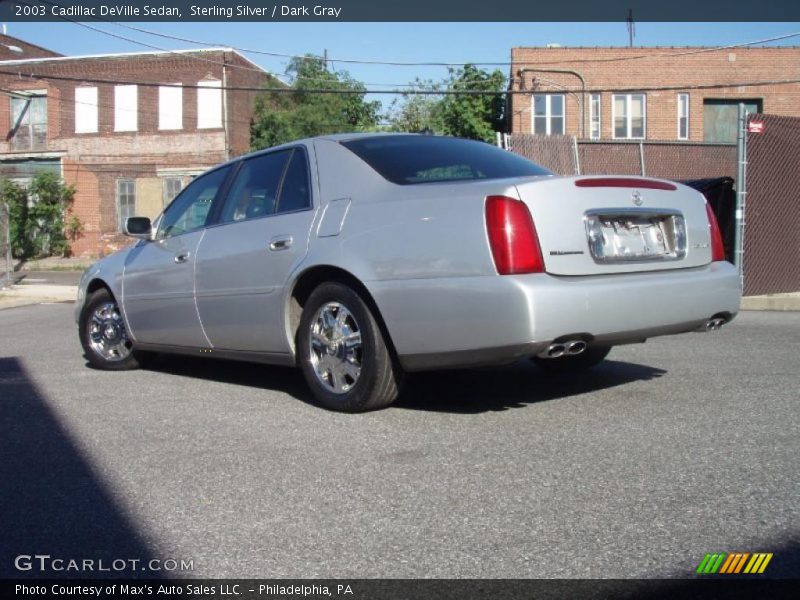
[101,16,800,67]
[3,67,800,95]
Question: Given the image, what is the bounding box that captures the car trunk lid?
[514,176,715,276]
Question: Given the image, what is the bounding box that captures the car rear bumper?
[368,261,741,371]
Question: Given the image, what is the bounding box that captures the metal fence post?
[572,136,581,175]
[734,103,747,282]
[2,202,11,290]
[639,141,646,175]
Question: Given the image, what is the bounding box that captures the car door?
[194,147,316,353]
[122,165,232,347]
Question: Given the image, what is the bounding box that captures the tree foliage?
[387,65,507,143]
[0,172,78,258]
[251,56,381,149]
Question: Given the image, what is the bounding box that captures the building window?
[9,93,47,151]
[75,86,98,134]
[197,79,222,129]
[703,99,762,143]
[677,93,689,140]
[613,93,646,139]
[590,94,601,139]
[114,85,138,132]
[163,177,183,206]
[532,94,565,136]
[159,84,183,130]
[117,180,136,231]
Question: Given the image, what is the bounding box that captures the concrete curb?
[0,284,77,310]
[741,293,800,312]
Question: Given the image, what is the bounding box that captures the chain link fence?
[506,134,736,180]
[741,113,800,296]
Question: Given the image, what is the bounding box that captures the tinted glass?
[220,151,291,224]
[342,136,551,185]
[158,166,231,239]
[276,149,311,213]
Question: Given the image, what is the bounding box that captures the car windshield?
[341,135,552,185]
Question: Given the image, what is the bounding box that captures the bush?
[0,172,80,258]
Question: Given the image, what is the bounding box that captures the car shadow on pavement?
[395,359,667,414]
[137,354,666,414]
[139,354,314,404]
[0,356,163,579]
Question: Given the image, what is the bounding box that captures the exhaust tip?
[567,341,587,355]
[548,344,566,358]
[703,317,727,332]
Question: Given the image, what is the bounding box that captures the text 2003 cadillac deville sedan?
[76,134,741,412]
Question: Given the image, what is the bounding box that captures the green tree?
[387,78,443,134]
[251,56,381,149]
[0,172,78,258]
[438,64,506,143]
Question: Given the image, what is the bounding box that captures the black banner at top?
[2,0,800,22]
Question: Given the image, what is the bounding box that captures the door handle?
[269,236,293,251]
[174,251,190,264]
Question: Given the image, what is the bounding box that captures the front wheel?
[532,345,611,375]
[297,282,403,412]
[79,288,144,370]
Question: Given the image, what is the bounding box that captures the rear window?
[341,135,552,185]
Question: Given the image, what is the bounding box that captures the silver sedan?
[76,134,741,411]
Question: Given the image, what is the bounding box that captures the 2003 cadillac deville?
[76,134,741,412]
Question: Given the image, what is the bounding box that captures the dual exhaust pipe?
[538,340,587,359]
[703,316,727,332]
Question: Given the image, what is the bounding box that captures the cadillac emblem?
[632,190,643,206]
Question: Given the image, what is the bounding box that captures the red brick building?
[509,46,800,142]
[0,34,274,256]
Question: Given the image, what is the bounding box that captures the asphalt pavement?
[0,304,797,579]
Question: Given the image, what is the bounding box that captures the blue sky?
[5,21,800,111]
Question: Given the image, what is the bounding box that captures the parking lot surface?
[1,305,797,578]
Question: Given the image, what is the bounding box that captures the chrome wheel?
[88,302,133,362]
[308,301,362,394]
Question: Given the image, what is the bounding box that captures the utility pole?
[627,9,635,47]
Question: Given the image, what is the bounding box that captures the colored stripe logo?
[696,552,773,574]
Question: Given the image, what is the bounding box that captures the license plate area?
[584,208,686,263]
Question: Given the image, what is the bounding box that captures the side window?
[157,166,231,239]
[275,149,311,214]
[219,151,291,224]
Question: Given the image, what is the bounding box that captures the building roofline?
[512,45,800,50]
[0,46,271,73]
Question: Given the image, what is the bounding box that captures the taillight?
[485,195,544,275]
[705,203,725,262]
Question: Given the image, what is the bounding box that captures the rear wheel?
[79,288,144,370]
[532,345,611,374]
[297,282,402,412]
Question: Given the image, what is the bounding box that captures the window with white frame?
[114,85,138,132]
[677,93,689,140]
[117,179,136,231]
[613,93,646,139]
[532,94,565,135]
[159,84,183,130]
[590,93,601,139]
[197,79,222,129]
[75,86,98,133]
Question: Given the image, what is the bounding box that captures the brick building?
[0,34,274,257]
[509,46,800,142]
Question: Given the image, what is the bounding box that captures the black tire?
[297,282,403,412]
[532,345,611,375]
[79,288,143,371]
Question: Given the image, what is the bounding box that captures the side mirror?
[124,217,152,240]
